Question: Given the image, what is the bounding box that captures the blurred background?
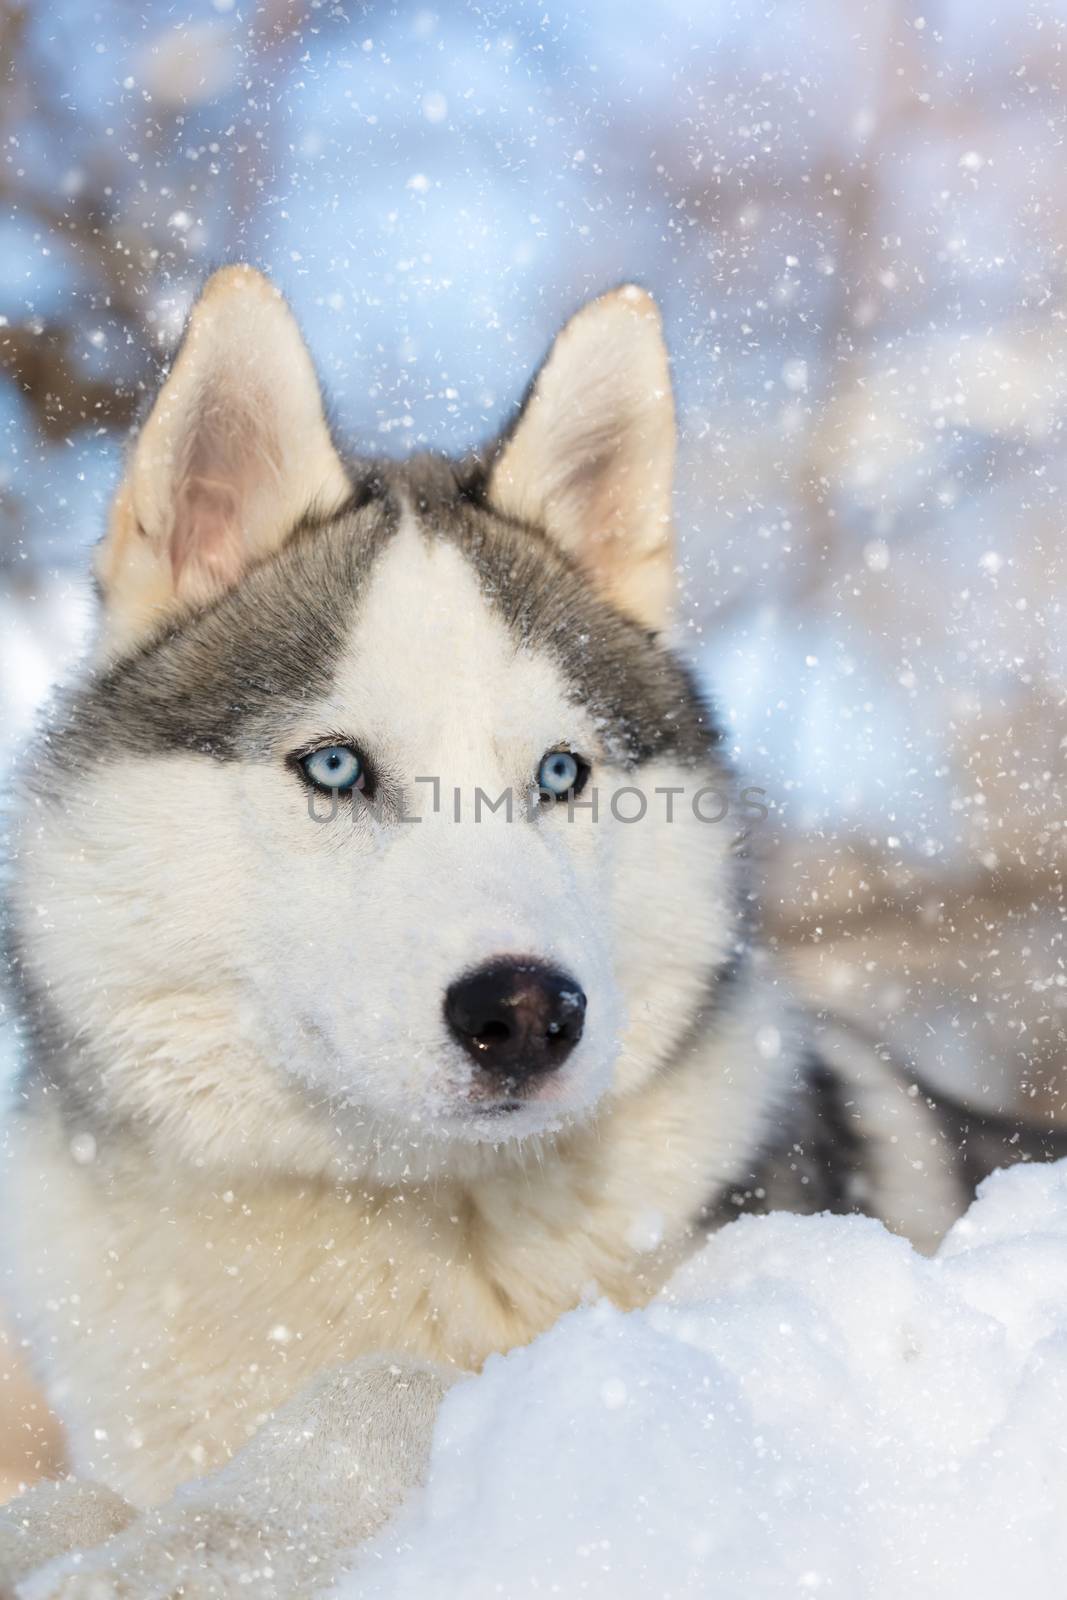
[1,0,1065,1495]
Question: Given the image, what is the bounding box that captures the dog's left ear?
[487,286,675,631]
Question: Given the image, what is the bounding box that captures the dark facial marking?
[699,1053,869,1232]
[32,452,721,798]
[33,490,400,784]
[392,452,722,771]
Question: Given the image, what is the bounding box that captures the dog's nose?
[444,961,586,1083]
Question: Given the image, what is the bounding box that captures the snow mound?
[342,1160,1067,1599]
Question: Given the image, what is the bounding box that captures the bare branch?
[0,321,142,436]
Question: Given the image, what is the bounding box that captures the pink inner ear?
[170,475,247,590]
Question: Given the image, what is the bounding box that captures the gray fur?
[7,450,737,1134]
[36,456,718,791]
[7,437,1042,1235]
[36,492,400,778]
[1,274,1060,1600]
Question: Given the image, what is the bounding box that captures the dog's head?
[12,268,741,1182]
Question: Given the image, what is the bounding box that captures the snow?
[340,1160,1067,1598]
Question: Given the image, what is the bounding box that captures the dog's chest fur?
[7,1028,763,1505]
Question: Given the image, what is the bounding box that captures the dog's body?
[0,268,1046,1595]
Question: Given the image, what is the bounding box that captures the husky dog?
[0,268,1057,1597]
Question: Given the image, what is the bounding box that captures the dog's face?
[11,269,739,1182]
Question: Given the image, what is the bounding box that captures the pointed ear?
[487,286,676,631]
[96,265,351,654]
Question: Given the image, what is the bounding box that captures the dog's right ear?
[96,265,351,656]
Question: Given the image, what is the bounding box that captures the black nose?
[444,961,586,1084]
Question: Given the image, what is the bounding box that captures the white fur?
[9,520,739,1183]
[813,1017,965,1253]
[9,1356,457,1599]
[0,272,886,1597]
[4,977,791,1514]
[2,507,787,1519]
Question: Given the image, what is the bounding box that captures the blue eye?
[537,750,588,799]
[299,745,365,793]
